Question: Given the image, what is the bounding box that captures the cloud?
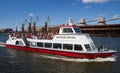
[82,0,109,3]
[112,15,120,19]
[28,13,34,17]
[72,0,81,5]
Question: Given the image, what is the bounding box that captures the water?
[0,34,120,73]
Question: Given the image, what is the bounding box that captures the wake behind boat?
[5,18,116,59]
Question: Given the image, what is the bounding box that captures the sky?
[0,0,120,30]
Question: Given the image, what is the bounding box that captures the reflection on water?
[0,34,120,73]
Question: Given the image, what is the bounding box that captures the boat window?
[63,28,73,33]
[31,42,36,47]
[16,41,19,45]
[63,44,73,50]
[53,43,61,49]
[91,43,96,50]
[84,44,92,51]
[74,44,83,51]
[37,42,43,47]
[15,41,24,46]
[74,28,81,33]
[45,43,52,48]
[12,38,16,40]
[19,41,24,46]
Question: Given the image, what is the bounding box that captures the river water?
[0,34,120,73]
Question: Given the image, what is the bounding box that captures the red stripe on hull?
[5,44,115,59]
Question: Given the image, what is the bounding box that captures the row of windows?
[15,41,92,51]
[30,42,83,51]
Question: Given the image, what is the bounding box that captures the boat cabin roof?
[59,19,81,34]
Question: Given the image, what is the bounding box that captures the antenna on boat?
[68,18,74,25]
[15,23,18,32]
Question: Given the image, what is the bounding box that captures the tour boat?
[5,18,116,59]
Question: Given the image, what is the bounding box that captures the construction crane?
[33,16,39,35]
[42,16,50,39]
[28,17,32,33]
[21,19,28,33]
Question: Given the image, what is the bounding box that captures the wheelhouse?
[59,25,81,34]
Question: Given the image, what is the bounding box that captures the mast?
[68,18,74,25]
[15,23,18,32]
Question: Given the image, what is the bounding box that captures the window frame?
[31,42,37,47]
[63,44,73,50]
[84,44,92,51]
[74,28,81,33]
[45,43,52,48]
[62,28,73,33]
[37,42,43,47]
[15,41,24,46]
[53,43,62,49]
[74,44,83,51]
